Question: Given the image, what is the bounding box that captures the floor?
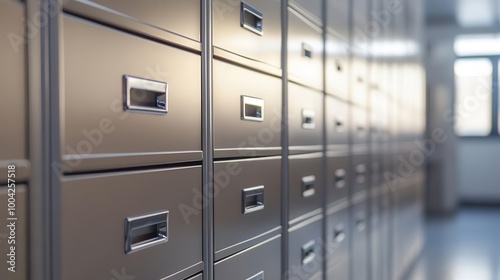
[406,207,500,280]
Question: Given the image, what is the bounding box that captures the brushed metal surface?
[326,96,350,148]
[325,33,350,100]
[288,216,323,280]
[59,166,202,280]
[289,0,322,23]
[327,0,349,39]
[214,157,281,259]
[213,60,281,158]
[326,155,349,204]
[288,153,324,224]
[214,236,281,280]
[351,200,369,280]
[186,273,203,280]
[351,106,368,145]
[0,0,28,183]
[62,16,201,172]
[0,185,28,280]
[288,8,323,91]
[351,57,368,108]
[213,0,281,69]
[351,153,369,195]
[288,83,324,152]
[326,205,350,280]
[64,0,200,42]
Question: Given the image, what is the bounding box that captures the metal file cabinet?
[63,0,200,42]
[289,0,322,22]
[351,106,368,145]
[326,97,350,150]
[213,60,282,159]
[0,185,27,280]
[288,83,324,154]
[351,153,369,195]
[288,7,323,91]
[288,216,323,280]
[288,153,324,224]
[62,16,202,173]
[326,0,349,40]
[213,0,282,70]
[351,200,368,280]
[326,151,349,205]
[325,33,350,100]
[0,0,28,183]
[326,202,350,280]
[214,157,281,260]
[214,235,281,280]
[351,57,368,108]
[59,166,203,280]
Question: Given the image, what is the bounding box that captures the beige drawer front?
[60,166,202,280]
[62,16,201,172]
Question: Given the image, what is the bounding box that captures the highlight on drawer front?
[123,75,168,114]
[246,271,265,280]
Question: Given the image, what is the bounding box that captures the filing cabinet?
[0,0,28,183]
[0,185,27,280]
[351,153,369,195]
[326,97,350,150]
[213,0,282,70]
[214,236,281,280]
[325,33,350,100]
[62,16,202,173]
[351,57,368,107]
[351,106,368,145]
[288,7,324,91]
[288,83,324,153]
[59,166,203,280]
[63,0,201,42]
[351,200,369,280]
[288,153,324,224]
[288,216,323,280]
[213,60,282,159]
[289,0,322,23]
[326,0,349,40]
[214,157,281,260]
[326,152,349,205]
[326,202,350,280]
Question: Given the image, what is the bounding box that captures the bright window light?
[454,34,500,56]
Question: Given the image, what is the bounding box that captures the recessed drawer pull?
[302,109,316,129]
[124,210,169,254]
[301,240,317,265]
[302,43,313,59]
[334,226,346,244]
[242,186,265,214]
[356,219,366,232]
[335,118,345,132]
[241,96,264,122]
[241,2,263,36]
[246,271,264,280]
[301,175,316,198]
[123,75,168,114]
[335,169,346,189]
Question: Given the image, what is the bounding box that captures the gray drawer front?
[327,155,349,204]
[327,0,349,39]
[214,60,282,158]
[326,206,350,280]
[213,0,281,69]
[351,58,368,107]
[288,153,324,223]
[290,0,322,22]
[64,0,200,42]
[351,154,369,195]
[214,157,281,258]
[288,83,324,152]
[215,236,281,280]
[0,0,28,183]
[325,33,349,100]
[326,96,349,148]
[351,106,368,144]
[0,185,28,280]
[288,8,323,91]
[351,201,368,280]
[186,273,203,280]
[288,217,323,280]
[60,166,202,280]
[62,16,201,172]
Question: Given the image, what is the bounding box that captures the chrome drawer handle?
[301,240,317,265]
[302,175,316,198]
[241,2,263,36]
[241,96,264,122]
[242,185,265,214]
[123,75,168,114]
[302,109,316,129]
[124,210,168,254]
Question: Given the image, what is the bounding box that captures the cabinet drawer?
[326,97,349,149]
[288,7,323,91]
[214,60,281,158]
[290,0,322,22]
[351,153,369,195]
[326,153,349,205]
[289,83,324,153]
[214,157,281,260]
[215,236,281,280]
[64,0,200,42]
[60,166,202,280]
[326,204,350,280]
[288,216,323,280]
[325,33,349,100]
[351,58,368,107]
[351,200,369,280]
[62,16,201,172]
[213,0,281,69]
[289,153,324,223]
[351,106,368,144]
[0,185,28,280]
[327,0,349,39]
